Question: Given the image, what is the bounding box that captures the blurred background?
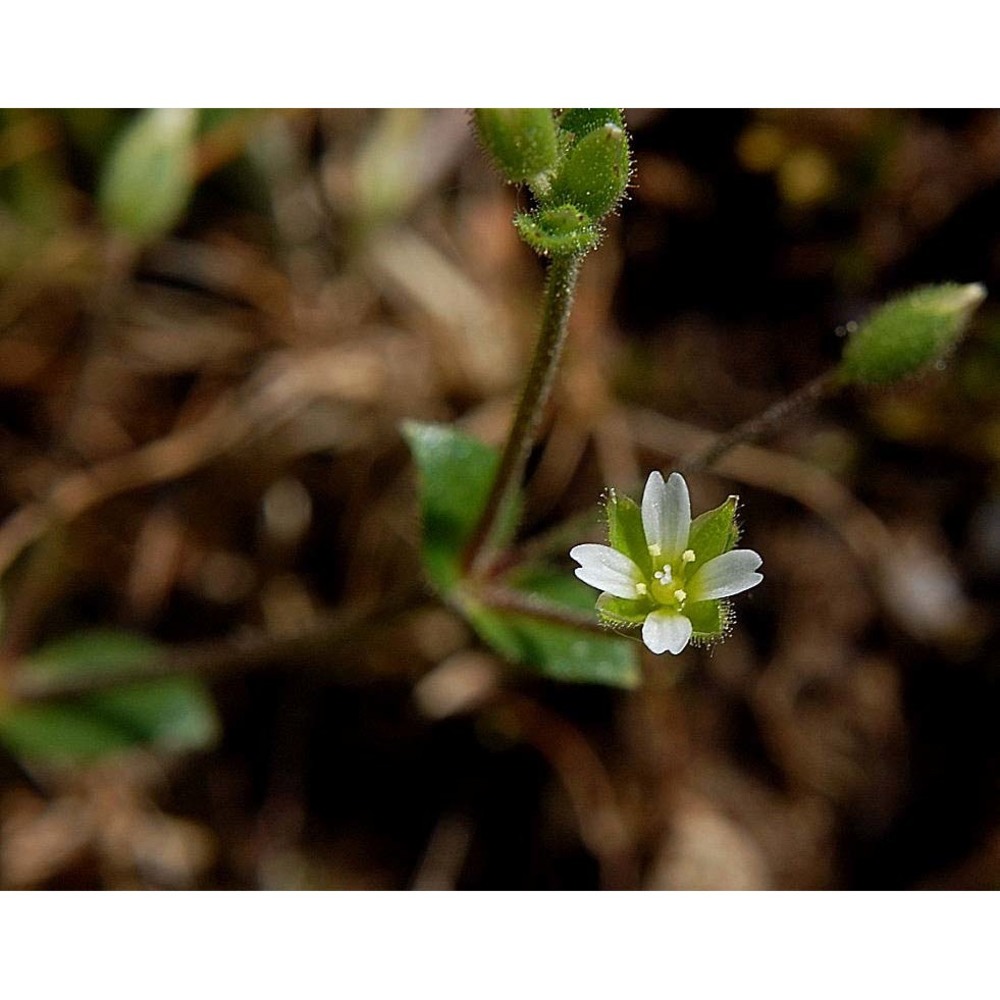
[0,108,998,890]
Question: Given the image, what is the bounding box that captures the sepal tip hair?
[838,282,987,387]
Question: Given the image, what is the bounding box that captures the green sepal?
[514,205,602,257]
[596,592,650,626]
[557,109,624,146]
[687,495,740,569]
[550,120,631,220]
[838,283,986,386]
[686,600,729,642]
[473,109,559,185]
[605,489,652,577]
[98,108,199,244]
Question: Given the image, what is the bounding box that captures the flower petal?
[642,609,693,655]
[688,549,763,601]
[641,471,691,560]
[570,544,644,600]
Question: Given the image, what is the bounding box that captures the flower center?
[648,549,697,608]
[649,566,683,607]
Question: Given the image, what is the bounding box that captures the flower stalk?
[680,370,839,473]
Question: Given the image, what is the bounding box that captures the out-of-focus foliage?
[98,109,199,244]
[0,632,217,764]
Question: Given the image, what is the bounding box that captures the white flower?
[570,471,763,655]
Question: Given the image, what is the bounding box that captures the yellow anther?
[674,589,687,604]
[648,543,662,558]
[635,582,647,595]
[682,549,696,563]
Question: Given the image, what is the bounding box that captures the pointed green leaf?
[402,421,511,592]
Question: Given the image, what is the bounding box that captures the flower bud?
[550,119,631,219]
[473,109,559,185]
[557,109,624,145]
[839,283,987,386]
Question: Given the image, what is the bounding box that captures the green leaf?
[687,495,740,568]
[0,705,138,761]
[25,630,163,683]
[400,422,638,684]
[839,283,986,386]
[605,489,652,578]
[98,108,198,243]
[470,610,639,688]
[402,421,505,592]
[464,569,640,689]
[0,631,219,766]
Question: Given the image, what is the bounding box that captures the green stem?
[470,583,611,636]
[463,252,583,577]
[679,370,839,474]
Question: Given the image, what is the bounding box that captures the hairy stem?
[471,583,611,636]
[463,253,583,576]
[679,370,839,474]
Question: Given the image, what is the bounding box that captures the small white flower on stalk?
[570,471,763,655]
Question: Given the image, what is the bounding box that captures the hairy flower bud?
[839,283,987,386]
[472,109,559,185]
[550,119,631,219]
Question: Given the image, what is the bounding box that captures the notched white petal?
[640,471,666,552]
[570,543,644,600]
[641,470,691,562]
[688,549,763,601]
[642,609,693,655]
